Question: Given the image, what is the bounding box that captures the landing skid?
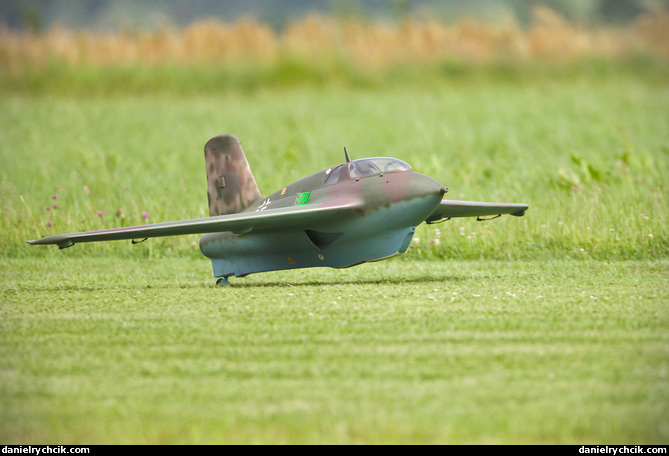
[216,277,229,287]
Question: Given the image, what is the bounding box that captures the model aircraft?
[28,134,528,285]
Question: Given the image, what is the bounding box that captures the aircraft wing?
[27,202,361,249]
[425,200,528,224]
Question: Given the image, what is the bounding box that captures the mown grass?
[1,257,667,444]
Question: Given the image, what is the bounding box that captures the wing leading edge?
[425,200,528,224]
[27,202,362,249]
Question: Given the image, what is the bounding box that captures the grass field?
[1,62,667,260]
[1,257,667,444]
[1,15,668,443]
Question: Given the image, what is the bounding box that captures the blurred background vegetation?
[1,0,668,95]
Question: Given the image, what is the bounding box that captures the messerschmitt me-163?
[28,134,528,285]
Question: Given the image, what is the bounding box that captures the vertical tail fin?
[205,134,262,216]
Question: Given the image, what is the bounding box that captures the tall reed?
[1,6,666,71]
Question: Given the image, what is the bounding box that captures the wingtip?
[511,205,529,216]
[26,237,75,249]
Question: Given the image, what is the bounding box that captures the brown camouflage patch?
[204,135,262,216]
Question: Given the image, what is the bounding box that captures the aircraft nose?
[410,172,447,200]
[377,172,446,229]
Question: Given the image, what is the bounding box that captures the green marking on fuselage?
[295,192,311,206]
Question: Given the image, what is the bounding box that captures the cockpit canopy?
[349,158,412,178]
[326,157,412,185]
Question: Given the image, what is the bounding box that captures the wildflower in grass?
[97,210,104,217]
[116,208,124,218]
[47,220,52,227]
[141,211,149,221]
[51,203,57,209]
[52,194,57,199]
[45,206,50,211]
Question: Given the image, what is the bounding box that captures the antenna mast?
[344,147,351,163]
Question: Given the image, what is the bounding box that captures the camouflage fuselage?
[199,158,446,280]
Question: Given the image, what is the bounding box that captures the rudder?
[205,134,262,216]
